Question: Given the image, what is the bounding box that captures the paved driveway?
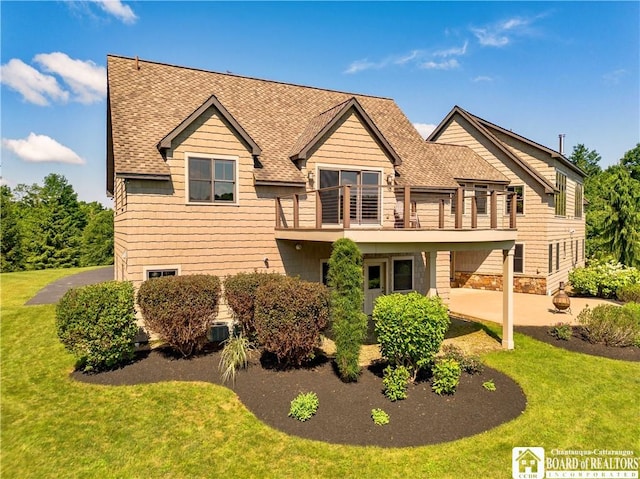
[25,266,115,305]
[449,288,620,326]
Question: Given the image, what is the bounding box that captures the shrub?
[219,334,254,384]
[618,284,640,303]
[577,303,640,347]
[371,408,390,426]
[288,392,319,421]
[254,276,330,366]
[440,344,484,374]
[431,358,461,395]
[373,292,449,381]
[223,272,282,339]
[482,380,496,392]
[382,365,411,401]
[56,281,137,372]
[569,260,640,299]
[137,274,221,357]
[328,238,368,382]
[548,322,573,341]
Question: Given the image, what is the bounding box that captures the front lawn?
[1,268,638,478]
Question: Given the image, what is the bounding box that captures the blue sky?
[1,1,638,206]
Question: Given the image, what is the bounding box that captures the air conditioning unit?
[207,322,230,342]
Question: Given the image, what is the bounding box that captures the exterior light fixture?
[295,243,302,251]
[308,171,315,182]
[386,174,394,186]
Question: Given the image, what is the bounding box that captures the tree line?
[1,174,114,272]
[568,143,640,267]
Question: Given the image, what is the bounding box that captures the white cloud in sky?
[2,133,85,165]
[602,69,627,85]
[472,75,494,82]
[34,52,106,104]
[0,59,69,106]
[420,59,460,70]
[413,123,437,139]
[344,42,467,74]
[1,53,106,105]
[471,14,546,47]
[91,0,137,24]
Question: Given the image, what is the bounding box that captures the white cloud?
[473,75,494,82]
[0,58,68,106]
[413,123,437,139]
[603,69,627,85]
[472,14,545,47]
[34,52,106,104]
[2,133,85,165]
[92,0,137,24]
[344,59,381,74]
[420,59,460,70]
[433,41,468,58]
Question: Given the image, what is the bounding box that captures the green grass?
[2,268,639,478]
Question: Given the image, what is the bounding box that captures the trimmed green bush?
[431,358,461,395]
[382,365,410,401]
[548,322,573,341]
[137,274,221,357]
[617,284,640,303]
[440,344,484,374]
[254,276,330,366]
[577,303,640,347]
[371,408,390,426]
[373,292,449,381]
[224,272,283,339]
[56,281,137,372]
[288,392,319,421]
[569,260,640,299]
[328,238,368,382]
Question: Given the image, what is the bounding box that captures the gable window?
[514,244,524,274]
[506,185,524,215]
[318,168,381,225]
[392,257,414,292]
[575,183,583,218]
[555,171,567,216]
[476,185,488,215]
[187,154,237,204]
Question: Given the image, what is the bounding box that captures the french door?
[318,169,380,225]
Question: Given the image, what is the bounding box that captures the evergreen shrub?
[137,274,221,357]
[373,292,449,381]
[56,281,137,372]
[254,276,330,366]
[224,272,283,339]
[327,238,368,382]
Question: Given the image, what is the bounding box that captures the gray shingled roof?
[107,55,507,192]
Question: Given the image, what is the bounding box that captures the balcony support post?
[490,190,497,229]
[510,194,517,229]
[439,199,445,229]
[455,187,463,229]
[315,190,322,229]
[293,194,299,229]
[471,195,478,229]
[343,185,351,229]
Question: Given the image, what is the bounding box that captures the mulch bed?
[74,348,527,448]
[515,326,640,362]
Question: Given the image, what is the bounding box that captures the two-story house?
[428,106,586,296]
[106,55,584,349]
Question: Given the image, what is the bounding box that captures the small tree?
[327,238,368,382]
[373,292,449,382]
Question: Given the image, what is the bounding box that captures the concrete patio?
[449,288,620,327]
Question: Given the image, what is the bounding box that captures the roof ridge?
[107,54,394,101]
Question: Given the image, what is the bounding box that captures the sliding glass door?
[318,168,380,225]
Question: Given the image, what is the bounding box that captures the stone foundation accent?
[452,272,547,295]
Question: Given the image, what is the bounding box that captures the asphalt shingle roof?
[107,55,507,190]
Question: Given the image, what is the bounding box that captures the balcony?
[275,185,518,248]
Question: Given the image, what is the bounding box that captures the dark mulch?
[516,326,640,362]
[74,348,526,448]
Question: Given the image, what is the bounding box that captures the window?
[392,257,414,291]
[506,185,524,215]
[146,269,177,280]
[575,183,583,218]
[320,260,329,286]
[575,240,579,263]
[451,184,465,214]
[548,244,553,274]
[318,168,380,224]
[188,155,237,203]
[476,185,488,215]
[556,242,560,272]
[555,171,567,216]
[514,244,524,274]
